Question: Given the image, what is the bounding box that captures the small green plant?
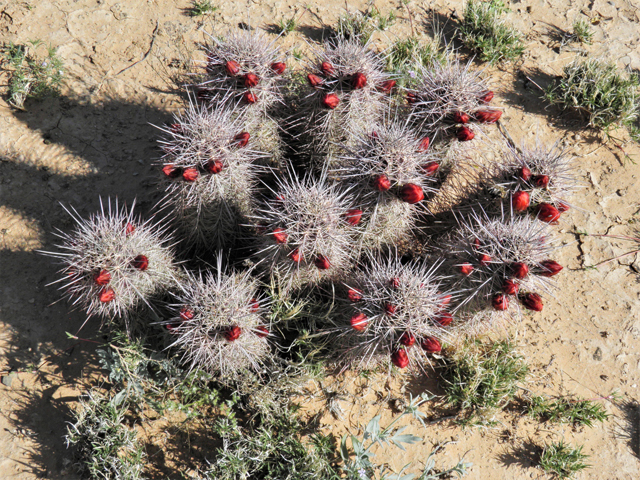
[440,340,528,425]
[335,6,396,45]
[570,19,593,45]
[539,441,590,479]
[340,393,471,478]
[458,0,525,64]
[526,395,609,427]
[2,39,64,109]
[190,0,217,16]
[544,58,639,135]
[277,15,298,35]
[386,37,446,81]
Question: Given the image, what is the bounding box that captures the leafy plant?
[570,19,593,45]
[2,39,64,109]
[458,0,525,64]
[277,15,298,35]
[190,0,217,16]
[526,395,609,427]
[386,37,446,83]
[539,441,590,479]
[335,6,396,45]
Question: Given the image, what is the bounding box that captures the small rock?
[593,346,603,361]
[1,373,16,387]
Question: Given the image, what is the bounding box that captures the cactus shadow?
[297,24,336,43]
[614,399,640,460]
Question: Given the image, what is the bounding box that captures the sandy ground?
[1,0,639,478]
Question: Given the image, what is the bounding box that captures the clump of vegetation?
[440,340,528,425]
[458,0,525,64]
[539,441,590,479]
[190,0,217,16]
[570,18,593,45]
[385,36,447,82]
[544,58,639,136]
[2,39,64,109]
[336,7,396,45]
[277,15,298,35]
[526,395,609,427]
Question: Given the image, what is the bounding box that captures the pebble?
[593,346,603,361]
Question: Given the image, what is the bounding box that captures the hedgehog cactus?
[43,199,180,326]
[165,262,273,376]
[328,254,453,371]
[157,100,265,249]
[251,170,359,291]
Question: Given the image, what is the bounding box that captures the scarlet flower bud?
[475,109,502,123]
[182,168,199,182]
[400,332,415,347]
[315,255,330,270]
[473,238,481,250]
[272,227,288,244]
[125,223,136,235]
[372,174,391,191]
[350,312,368,331]
[492,293,509,311]
[206,159,224,174]
[132,254,149,271]
[453,111,470,124]
[512,191,530,212]
[180,307,195,321]
[537,203,561,223]
[390,277,400,289]
[520,292,543,312]
[532,174,549,188]
[478,254,492,266]
[320,61,334,75]
[322,93,340,109]
[234,131,250,147]
[435,312,453,326]
[384,303,397,316]
[170,123,182,134]
[480,90,494,103]
[556,202,570,213]
[224,325,242,341]
[270,62,286,74]
[399,183,424,204]
[352,72,367,89]
[94,270,111,286]
[418,136,430,151]
[99,287,115,303]
[502,279,519,296]
[421,337,442,353]
[391,349,409,368]
[421,162,439,176]
[344,209,363,225]
[457,126,474,141]
[250,298,260,312]
[166,323,179,332]
[244,72,259,88]
[406,92,417,104]
[162,164,181,178]
[459,263,474,276]
[439,294,452,307]
[538,260,563,277]
[378,80,396,93]
[347,288,362,302]
[510,262,529,279]
[289,248,302,263]
[518,166,532,182]
[307,73,323,87]
[243,92,257,104]
[256,326,269,338]
[225,60,240,76]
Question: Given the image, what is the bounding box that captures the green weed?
[386,37,447,85]
[526,395,609,427]
[277,16,298,35]
[570,19,593,45]
[336,6,397,45]
[539,441,590,479]
[190,0,217,16]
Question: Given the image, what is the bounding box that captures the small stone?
[593,346,603,361]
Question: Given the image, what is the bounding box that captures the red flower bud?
[473,238,482,250]
[378,80,396,93]
[391,349,409,368]
[347,288,362,302]
[307,73,323,87]
[478,254,492,266]
[418,136,430,151]
[502,279,519,296]
[256,326,269,338]
[182,167,199,182]
[518,166,532,182]
[421,162,439,176]
[538,260,563,277]
[439,294,452,308]
[537,203,561,224]
[372,174,391,191]
[224,325,242,341]
[162,164,181,178]
[475,109,502,123]
[344,208,363,225]
[510,262,529,279]
[206,159,224,174]
[170,123,182,134]
[352,72,367,89]
[532,174,549,188]
[250,298,260,312]
[400,332,415,347]
[557,202,570,213]
[384,303,397,316]
[390,277,400,289]
[520,292,543,312]
[315,255,330,270]
[234,131,250,147]
[480,91,494,103]
[225,60,240,76]
[399,183,424,204]
[321,93,340,109]
[270,62,286,74]
[421,337,441,353]
[243,73,259,88]
[272,227,288,244]
[243,92,257,104]
[289,248,302,263]
[512,191,530,212]
[320,61,334,76]
[453,111,470,124]
[132,254,149,271]
[125,223,136,235]
[99,287,115,303]
[435,312,453,326]
[406,92,417,104]
[492,293,509,311]
[457,126,474,141]
[350,312,368,331]
[94,269,111,286]
[459,263,474,276]
[180,307,195,321]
